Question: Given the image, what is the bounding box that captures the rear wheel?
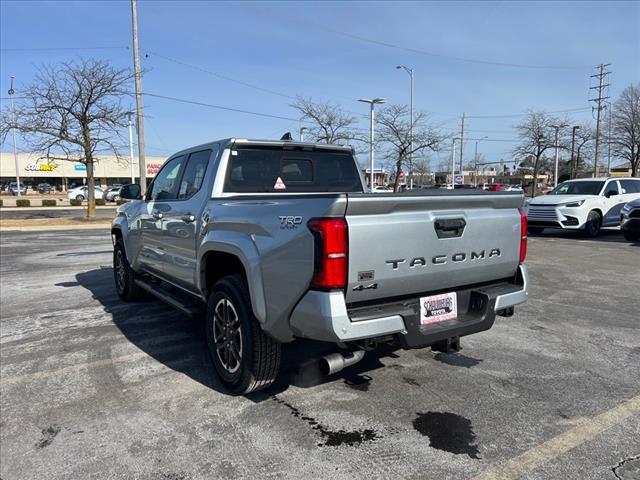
[583,210,602,237]
[623,230,640,241]
[206,275,281,394]
[113,195,121,202]
[75,195,84,200]
[113,239,144,301]
[528,226,544,235]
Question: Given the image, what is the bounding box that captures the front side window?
[148,155,186,201]
[549,181,605,195]
[178,150,211,200]
[603,181,620,196]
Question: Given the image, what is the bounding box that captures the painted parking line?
[471,394,640,480]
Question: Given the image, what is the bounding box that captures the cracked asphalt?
[0,229,639,479]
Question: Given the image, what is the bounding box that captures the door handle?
[182,214,196,223]
[434,218,466,239]
[152,212,163,220]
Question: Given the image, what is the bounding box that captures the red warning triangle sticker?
[274,177,286,190]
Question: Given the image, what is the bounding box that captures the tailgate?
[344,192,523,304]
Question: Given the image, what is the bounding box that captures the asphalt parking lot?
[1,229,639,480]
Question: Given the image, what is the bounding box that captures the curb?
[0,224,111,232]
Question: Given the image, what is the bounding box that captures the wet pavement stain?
[272,396,379,447]
[344,374,372,392]
[35,425,61,449]
[412,412,480,459]
[433,353,483,368]
[403,377,420,387]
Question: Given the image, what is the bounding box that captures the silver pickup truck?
[112,138,529,394]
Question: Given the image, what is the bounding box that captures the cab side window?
[620,179,640,193]
[148,155,186,201]
[177,149,212,200]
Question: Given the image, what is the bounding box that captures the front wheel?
[75,195,84,200]
[113,195,121,202]
[113,239,144,301]
[623,230,640,241]
[583,210,602,237]
[206,275,281,395]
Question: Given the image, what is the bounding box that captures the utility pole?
[131,0,147,194]
[459,112,465,174]
[589,63,611,178]
[474,136,488,187]
[551,124,568,187]
[606,102,612,175]
[358,98,385,191]
[569,125,580,179]
[8,76,20,197]
[127,111,136,184]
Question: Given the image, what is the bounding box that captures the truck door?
[138,154,186,276]
[160,148,215,290]
[602,180,622,226]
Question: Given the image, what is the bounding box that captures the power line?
[276,13,592,70]
[144,92,299,122]
[0,46,129,52]
[466,107,591,119]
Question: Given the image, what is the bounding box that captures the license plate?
[420,292,457,325]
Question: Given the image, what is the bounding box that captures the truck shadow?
[74,266,398,402]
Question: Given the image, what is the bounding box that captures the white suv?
[524,177,640,237]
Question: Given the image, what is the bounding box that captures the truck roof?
[170,138,354,158]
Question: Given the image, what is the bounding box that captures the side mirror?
[605,190,618,198]
[120,184,142,200]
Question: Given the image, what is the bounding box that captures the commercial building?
[0,152,166,192]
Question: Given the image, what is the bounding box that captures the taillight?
[519,208,527,263]
[308,218,348,290]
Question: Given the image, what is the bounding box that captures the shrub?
[116,199,128,205]
[70,199,83,206]
[42,199,57,207]
[95,198,106,206]
[16,199,31,207]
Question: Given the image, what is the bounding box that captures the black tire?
[206,275,281,395]
[113,195,121,202]
[528,226,544,235]
[583,210,602,237]
[623,230,640,241]
[75,195,84,200]
[113,239,144,301]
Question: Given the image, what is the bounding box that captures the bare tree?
[572,124,594,178]
[377,105,442,191]
[411,156,432,187]
[290,97,356,144]
[513,110,564,197]
[612,84,640,176]
[0,59,132,217]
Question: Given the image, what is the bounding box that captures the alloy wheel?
[212,298,243,374]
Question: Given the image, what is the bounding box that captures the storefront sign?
[147,163,162,175]
[25,162,58,172]
[74,163,96,171]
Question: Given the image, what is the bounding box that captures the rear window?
[224,146,363,193]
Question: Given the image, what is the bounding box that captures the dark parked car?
[37,183,52,194]
[620,198,640,241]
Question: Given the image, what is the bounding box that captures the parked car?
[372,185,392,193]
[67,186,105,201]
[104,186,122,202]
[524,177,640,237]
[113,137,529,394]
[8,182,27,195]
[37,183,52,194]
[620,198,640,241]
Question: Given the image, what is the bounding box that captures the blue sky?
[1,0,639,167]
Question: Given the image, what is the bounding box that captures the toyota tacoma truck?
[112,138,529,394]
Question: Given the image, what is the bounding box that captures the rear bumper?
[289,264,529,344]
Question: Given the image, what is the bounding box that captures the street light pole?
[474,136,488,187]
[299,126,308,142]
[127,111,136,184]
[396,65,414,189]
[551,124,568,187]
[358,98,385,191]
[131,0,147,194]
[606,102,612,175]
[450,138,458,189]
[8,76,21,197]
[569,125,580,179]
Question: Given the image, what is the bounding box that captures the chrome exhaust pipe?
[320,350,365,376]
